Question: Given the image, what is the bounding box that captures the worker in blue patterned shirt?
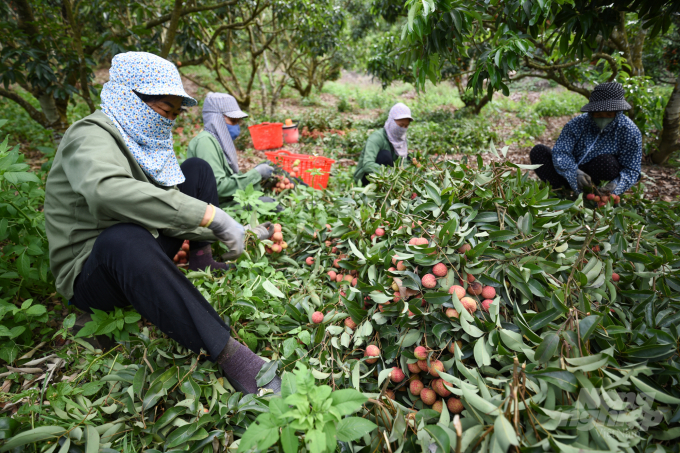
[530,82,642,196]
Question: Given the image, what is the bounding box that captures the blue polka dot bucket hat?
[581,82,632,112]
[109,52,197,107]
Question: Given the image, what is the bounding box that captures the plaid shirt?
[552,112,642,195]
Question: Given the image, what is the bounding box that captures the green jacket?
[45,111,216,300]
[186,131,262,207]
[353,128,397,183]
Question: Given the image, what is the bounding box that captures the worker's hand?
[247,221,275,240]
[601,181,617,195]
[255,163,274,180]
[576,170,593,191]
[206,206,245,260]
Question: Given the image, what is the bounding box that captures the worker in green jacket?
[44,52,280,395]
[354,102,413,185]
[187,92,276,207]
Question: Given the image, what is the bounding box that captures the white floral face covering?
[100,52,196,186]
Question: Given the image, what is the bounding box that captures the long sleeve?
[613,124,642,195]
[61,125,207,230]
[187,133,262,203]
[354,130,386,182]
[551,121,581,192]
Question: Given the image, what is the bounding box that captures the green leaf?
[494,414,518,451]
[281,426,299,453]
[237,414,280,453]
[335,417,377,442]
[534,333,559,365]
[331,388,368,415]
[461,385,499,416]
[630,376,680,405]
[85,425,99,453]
[424,425,451,453]
[530,370,578,393]
[578,315,601,342]
[473,337,491,367]
[262,280,285,298]
[256,360,279,387]
[0,426,66,452]
[565,353,609,373]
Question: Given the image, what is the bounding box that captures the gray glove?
[255,163,274,180]
[247,221,274,240]
[576,170,593,191]
[601,181,617,194]
[207,206,245,260]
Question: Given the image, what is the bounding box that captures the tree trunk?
[650,77,680,165]
[160,0,184,58]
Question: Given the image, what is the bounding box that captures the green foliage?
[0,298,49,363]
[225,185,279,224]
[534,91,585,117]
[74,308,141,342]
[0,120,52,300]
[239,364,375,453]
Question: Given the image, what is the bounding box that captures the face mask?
[593,116,615,131]
[226,124,240,140]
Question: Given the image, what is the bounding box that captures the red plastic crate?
[264,150,335,189]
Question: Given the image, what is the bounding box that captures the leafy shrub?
[534,90,585,117]
[0,120,53,300]
[0,298,49,363]
[238,363,376,452]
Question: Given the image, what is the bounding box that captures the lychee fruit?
[407,362,421,374]
[433,379,451,397]
[408,238,418,245]
[328,271,337,280]
[593,195,601,203]
[432,263,447,277]
[432,400,443,413]
[612,272,620,282]
[447,397,464,414]
[390,367,405,383]
[414,346,428,360]
[448,285,466,299]
[311,311,324,324]
[461,297,478,313]
[447,340,462,354]
[331,247,338,253]
[428,360,444,377]
[344,274,353,283]
[586,193,595,201]
[365,345,381,364]
[272,232,283,242]
[273,223,282,233]
[352,277,357,287]
[344,318,357,330]
[271,243,282,253]
[445,308,459,319]
[458,244,471,253]
[410,379,424,396]
[465,273,476,283]
[420,388,437,405]
[375,228,385,237]
[336,274,343,283]
[397,261,407,271]
[422,274,437,288]
[467,282,483,295]
[481,300,493,312]
[415,238,429,246]
[481,286,496,299]
[306,256,314,265]
[417,360,429,372]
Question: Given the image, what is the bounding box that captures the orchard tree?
[0,0,264,137]
[392,0,679,160]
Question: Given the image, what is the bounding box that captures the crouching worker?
[187,92,281,209]
[530,82,642,196]
[45,52,280,395]
[354,103,413,186]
